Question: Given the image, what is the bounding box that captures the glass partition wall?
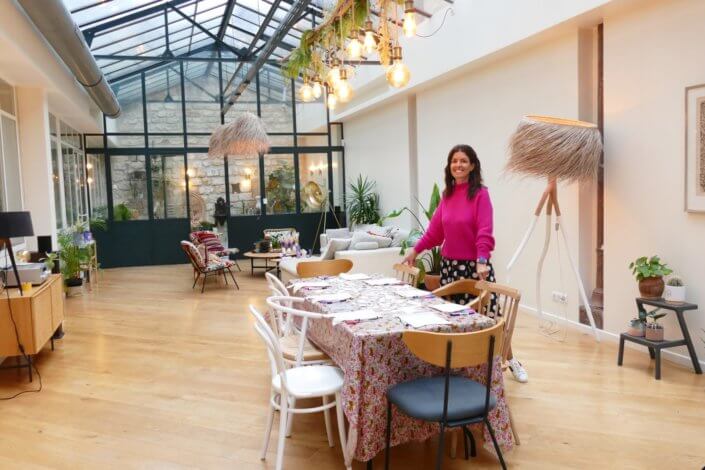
[86,57,344,267]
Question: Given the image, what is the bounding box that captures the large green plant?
[384,183,442,277]
[629,256,672,281]
[346,175,381,225]
[267,165,297,213]
[57,229,88,281]
[114,203,133,221]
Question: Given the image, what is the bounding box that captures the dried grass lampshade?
[506,115,602,183]
[208,112,270,158]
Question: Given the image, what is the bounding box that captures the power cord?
[415,7,455,38]
[0,274,42,400]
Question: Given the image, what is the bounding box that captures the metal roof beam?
[217,0,237,40]
[83,0,194,36]
[222,0,311,115]
[167,3,244,58]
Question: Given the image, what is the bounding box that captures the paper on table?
[339,272,371,281]
[429,302,471,314]
[306,292,353,303]
[364,277,402,286]
[290,280,330,293]
[331,309,380,325]
[394,287,432,299]
[396,312,450,328]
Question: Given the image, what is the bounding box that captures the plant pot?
[627,322,645,337]
[65,278,83,296]
[423,274,441,292]
[638,276,664,299]
[645,326,664,341]
[664,285,686,303]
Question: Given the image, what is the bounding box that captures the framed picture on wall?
[685,84,705,212]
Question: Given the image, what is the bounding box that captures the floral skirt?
[439,257,500,318]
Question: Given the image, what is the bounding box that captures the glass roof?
[62,0,326,98]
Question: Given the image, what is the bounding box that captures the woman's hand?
[403,248,418,267]
[477,262,490,280]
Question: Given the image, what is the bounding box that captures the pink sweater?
[414,183,495,261]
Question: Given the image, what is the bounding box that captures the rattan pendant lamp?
[208,112,270,158]
[505,115,602,341]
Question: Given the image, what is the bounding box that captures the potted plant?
[346,175,381,226]
[40,252,59,274]
[645,311,666,341]
[663,275,686,303]
[627,318,645,337]
[384,184,442,290]
[58,229,87,296]
[628,256,672,298]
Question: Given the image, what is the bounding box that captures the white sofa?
[279,226,408,282]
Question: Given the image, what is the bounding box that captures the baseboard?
[519,304,705,369]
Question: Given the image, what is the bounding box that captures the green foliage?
[114,203,133,221]
[57,229,88,281]
[628,256,672,281]
[198,220,215,231]
[384,183,443,277]
[266,165,296,213]
[634,308,667,326]
[666,275,684,287]
[40,252,58,272]
[346,175,380,225]
[89,218,108,232]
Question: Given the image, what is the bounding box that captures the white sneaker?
[507,358,528,383]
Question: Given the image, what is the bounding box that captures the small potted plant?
[628,256,672,299]
[645,311,666,341]
[663,275,686,303]
[627,318,645,337]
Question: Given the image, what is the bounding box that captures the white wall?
[604,0,705,360]
[343,97,415,228]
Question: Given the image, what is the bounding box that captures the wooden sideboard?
[0,274,64,380]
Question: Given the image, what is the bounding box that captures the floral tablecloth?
[289,275,515,464]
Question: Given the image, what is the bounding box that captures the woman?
[403,144,528,383]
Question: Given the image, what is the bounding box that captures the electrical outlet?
[552,291,568,304]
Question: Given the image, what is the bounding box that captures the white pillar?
[16,87,55,251]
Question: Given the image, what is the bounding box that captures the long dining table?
[288,274,515,467]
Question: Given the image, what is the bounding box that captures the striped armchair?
[189,230,241,271]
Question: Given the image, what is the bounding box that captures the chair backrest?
[432,279,489,312]
[180,241,205,270]
[265,272,289,296]
[393,263,420,287]
[296,258,353,277]
[249,305,287,388]
[190,231,226,253]
[475,280,521,362]
[266,295,331,366]
[264,227,295,237]
[402,320,505,369]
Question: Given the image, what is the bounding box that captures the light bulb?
[87,177,93,184]
[86,162,93,170]
[363,31,376,54]
[312,81,322,99]
[299,83,313,102]
[386,61,411,88]
[347,37,363,60]
[327,67,341,87]
[403,12,416,37]
[403,1,416,38]
[335,79,353,103]
[327,93,338,110]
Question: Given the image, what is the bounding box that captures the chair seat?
[272,364,344,398]
[279,333,330,363]
[387,376,497,423]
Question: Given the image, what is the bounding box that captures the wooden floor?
[0,264,703,469]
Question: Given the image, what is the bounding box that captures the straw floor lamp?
[208,112,270,158]
[505,115,602,341]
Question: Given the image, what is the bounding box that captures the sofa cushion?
[389,228,411,247]
[351,230,393,249]
[320,237,352,260]
[353,241,378,250]
[325,228,352,239]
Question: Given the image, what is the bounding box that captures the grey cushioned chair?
[384,320,507,470]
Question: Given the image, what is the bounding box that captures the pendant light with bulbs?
[402,1,417,38]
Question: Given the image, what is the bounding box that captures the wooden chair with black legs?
[385,320,507,470]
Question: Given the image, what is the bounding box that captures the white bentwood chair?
[250,305,350,470]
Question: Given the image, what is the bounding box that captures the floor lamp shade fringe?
[506,115,602,182]
[208,112,271,158]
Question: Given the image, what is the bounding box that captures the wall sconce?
[87,177,94,185]
[240,174,252,192]
[86,162,93,170]
[186,168,194,178]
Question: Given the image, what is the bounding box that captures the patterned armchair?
[180,240,239,293]
[189,230,241,271]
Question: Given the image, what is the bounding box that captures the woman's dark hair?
[443,144,483,199]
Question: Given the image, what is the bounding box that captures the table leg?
[654,348,661,380]
[648,347,655,360]
[675,311,702,374]
[27,355,32,383]
[618,335,625,366]
[251,258,254,277]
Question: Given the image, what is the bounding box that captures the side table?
[618,298,702,380]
